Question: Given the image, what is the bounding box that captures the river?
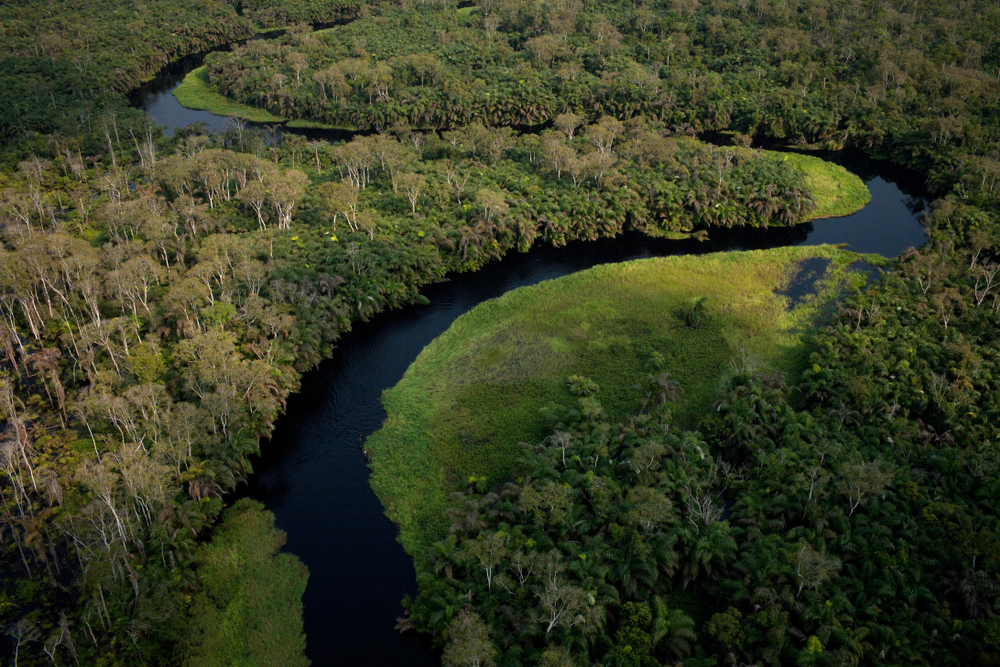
[136,60,928,667]
[245,163,926,667]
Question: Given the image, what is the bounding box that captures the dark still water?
[245,155,927,666]
[134,36,353,141]
[136,78,234,138]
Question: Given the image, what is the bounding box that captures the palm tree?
[650,597,697,660]
[683,296,709,329]
[609,531,659,600]
[685,522,737,584]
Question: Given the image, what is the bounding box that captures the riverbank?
[173,66,355,129]
[173,67,285,123]
[365,245,879,559]
[784,152,872,220]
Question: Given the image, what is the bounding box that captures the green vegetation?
[0,0,361,142]
[2,0,1000,662]
[285,118,356,130]
[402,292,1000,665]
[237,0,361,27]
[368,246,871,556]
[180,500,310,667]
[781,152,872,220]
[174,67,285,123]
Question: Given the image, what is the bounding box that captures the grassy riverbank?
[172,66,356,129]
[367,245,877,557]
[173,67,285,122]
[784,152,872,220]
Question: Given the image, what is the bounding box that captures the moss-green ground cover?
[367,246,876,557]
[782,152,871,220]
[173,67,285,122]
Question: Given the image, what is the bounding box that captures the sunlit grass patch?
[781,152,872,220]
[173,67,285,122]
[367,246,873,559]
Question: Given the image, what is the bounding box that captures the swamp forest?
[0,0,999,665]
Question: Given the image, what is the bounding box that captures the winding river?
[136,63,928,666]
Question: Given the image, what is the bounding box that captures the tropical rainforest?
[0,0,998,664]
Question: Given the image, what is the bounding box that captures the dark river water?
[136,63,928,667]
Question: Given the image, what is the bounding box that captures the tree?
[587,116,624,156]
[792,544,841,597]
[286,52,309,87]
[707,606,745,652]
[625,486,672,531]
[548,430,574,467]
[650,598,697,660]
[475,188,508,223]
[443,608,497,667]
[524,35,567,66]
[317,180,359,231]
[608,602,653,666]
[357,210,378,240]
[972,262,999,307]
[397,172,425,214]
[541,135,576,179]
[313,65,349,102]
[683,296,708,329]
[269,169,308,230]
[520,481,572,528]
[370,134,413,192]
[932,287,962,328]
[6,618,40,667]
[407,54,441,87]
[838,461,893,516]
[685,521,736,582]
[534,554,590,634]
[368,63,393,103]
[482,126,514,165]
[553,113,583,140]
[461,532,508,590]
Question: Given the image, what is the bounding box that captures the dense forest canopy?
[0,0,361,142]
[0,0,997,664]
[200,0,1000,175]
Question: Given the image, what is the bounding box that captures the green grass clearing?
[173,67,285,123]
[781,152,871,220]
[367,246,875,559]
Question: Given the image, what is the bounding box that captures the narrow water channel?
[133,54,929,666]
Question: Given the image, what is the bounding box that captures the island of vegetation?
[0,0,998,664]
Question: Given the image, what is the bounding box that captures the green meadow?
[366,246,878,558]
[173,67,285,123]
[783,152,871,220]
